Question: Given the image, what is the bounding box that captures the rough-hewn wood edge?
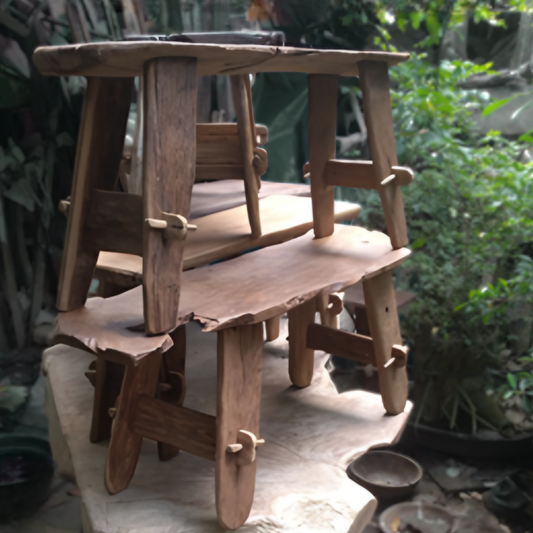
[196,248,410,333]
[33,42,410,77]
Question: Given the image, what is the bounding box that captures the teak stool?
[36,41,413,529]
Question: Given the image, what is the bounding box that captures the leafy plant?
[340,53,533,433]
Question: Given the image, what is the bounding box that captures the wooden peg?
[235,429,263,466]
[145,213,197,240]
[327,292,344,315]
[146,218,167,229]
[381,174,396,186]
[159,382,172,392]
[108,407,117,418]
[226,443,243,453]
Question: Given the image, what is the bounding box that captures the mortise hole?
[385,307,389,312]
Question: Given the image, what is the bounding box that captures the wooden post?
[105,350,162,494]
[90,358,124,443]
[57,77,133,311]
[158,325,187,461]
[230,74,262,238]
[143,57,198,335]
[265,315,280,342]
[363,270,408,415]
[308,74,338,238]
[216,323,263,529]
[288,299,316,388]
[359,61,408,249]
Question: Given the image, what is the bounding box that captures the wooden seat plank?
[54,224,410,362]
[95,195,361,287]
[33,42,409,78]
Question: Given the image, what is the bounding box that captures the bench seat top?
[54,224,410,363]
[33,41,409,78]
[95,194,360,286]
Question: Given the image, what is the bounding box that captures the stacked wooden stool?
[35,41,413,529]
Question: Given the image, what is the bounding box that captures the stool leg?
[264,315,280,342]
[363,270,408,415]
[158,325,187,461]
[57,77,133,311]
[216,323,263,530]
[105,350,162,494]
[288,299,316,388]
[90,358,124,443]
[143,57,198,335]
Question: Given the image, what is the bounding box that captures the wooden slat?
[288,299,316,388]
[33,42,410,78]
[90,195,361,272]
[142,57,197,335]
[195,165,244,181]
[307,323,376,365]
[216,323,263,530]
[325,160,375,189]
[85,190,143,255]
[106,351,162,494]
[56,77,133,311]
[132,395,217,461]
[359,61,408,249]
[324,160,414,189]
[230,75,261,238]
[196,140,243,165]
[309,74,338,238]
[363,270,408,415]
[197,123,267,145]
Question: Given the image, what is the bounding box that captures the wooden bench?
[37,40,412,529]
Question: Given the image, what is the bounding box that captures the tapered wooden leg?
[288,299,316,388]
[363,270,408,415]
[158,325,187,461]
[216,323,263,530]
[264,315,280,342]
[90,358,124,443]
[57,77,133,311]
[143,57,198,335]
[105,350,162,494]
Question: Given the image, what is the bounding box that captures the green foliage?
[346,54,533,385]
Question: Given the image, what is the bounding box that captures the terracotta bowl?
[347,450,423,499]
[379,502,455,533]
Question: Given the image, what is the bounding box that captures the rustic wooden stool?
[36,41,412,529]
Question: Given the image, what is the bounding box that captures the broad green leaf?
[502,390,514,400]
[507,373,518,390]
[482,97,514,118]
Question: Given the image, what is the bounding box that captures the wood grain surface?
[288,299,316,388]
[54,224,410,362]
[216,323,263,529]
[44,323,412,533]
[142,57,197,334]
[105,351,161,494]
[56,77,133,311]
[230,75,261,237]
[33,41,410,78]
[94,195,361,286]
[362,270,408,415]
[308,74,338,238]
[359,61,408,249]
